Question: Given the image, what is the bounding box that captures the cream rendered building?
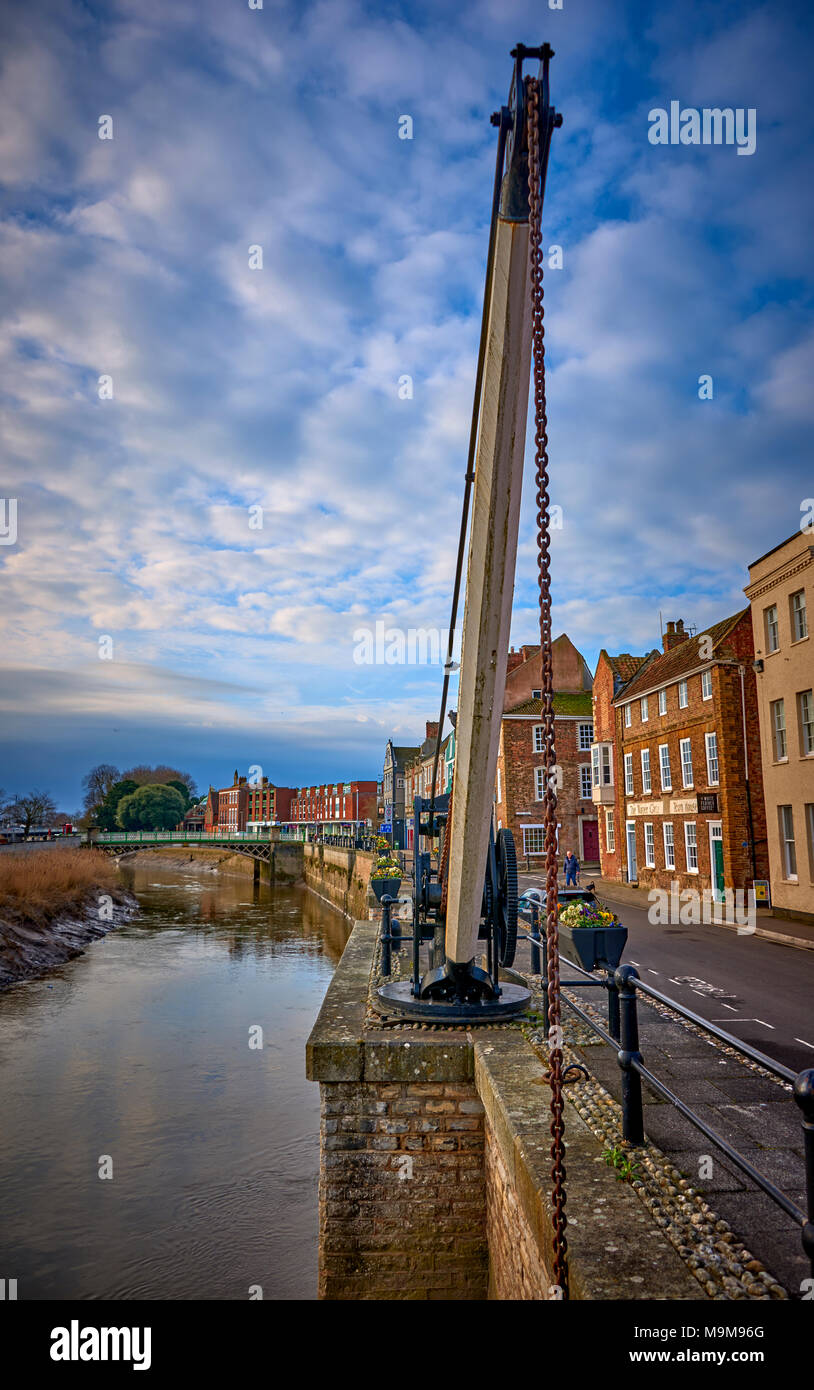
[745,530,814,920]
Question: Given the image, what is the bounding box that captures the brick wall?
[318,1080,488,1300]
[496,714,597,866]
[485,1124,549,1299]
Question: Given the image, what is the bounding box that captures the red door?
[582,820,599,863]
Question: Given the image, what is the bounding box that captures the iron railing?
[526,906,814,1281]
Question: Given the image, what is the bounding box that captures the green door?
[712,834,724,902]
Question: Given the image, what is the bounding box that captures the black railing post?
[615,964,644,1145]
[607,968,620,1042]
[391,903,402,954]
[793,1069,814,1278]
[530,903,542,976]
[380,896,393,977]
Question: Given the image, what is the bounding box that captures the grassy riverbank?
[0,848,120,929]
[0,849,133,989]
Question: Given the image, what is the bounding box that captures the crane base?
[375,981,530,1023]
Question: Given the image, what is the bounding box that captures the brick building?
[494,636,599,867]
[381,740,419,847]
[745,531,814,920]
[201,773,296,833]
[594,613,768,897]
[288,781,381,832]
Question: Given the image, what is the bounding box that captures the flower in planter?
[558,899,620,929]
[371,860,402,881]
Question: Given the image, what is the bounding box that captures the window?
[663,822,675,869]
[496,766,502,803]
[641,748,651,793]
[705,731,719,785]
[532,688,542,699]
[684,822,698,873]
[678,679,688,709]
[680,737,694,788]
[659,744,672,791]
[523,825,546,855]
[592,743,612,786]
[701,670,712,700]
[533,725,544,753]
[779,805,797,879]
[658,689,667,716]
[578,722,594,750]
[799,690,814,756]
[641,696,649,722]
[624,704,632,727]
[771,699,787,760]
[605,810,615,853]
[806,804,814,881]
[580,765,592,800]
[624,753,634,796]
[644,822,655,867]
[534,766,547,800]
[765,604,779,653]
[791,590,808,642]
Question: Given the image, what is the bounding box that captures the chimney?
[506,647,524,675]
[663,619,689,653]
[426,720,439,740]
[233,770,239,786]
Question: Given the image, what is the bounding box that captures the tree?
[166,778,192,809]
[95,779,139,831]
[16,790,58,835]
[122,766,197,799]
[82,764,121,815]
[116,784,187,831]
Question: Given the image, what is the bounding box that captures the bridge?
[89,830,280,862]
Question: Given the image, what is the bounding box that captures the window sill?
[790,635,809,647]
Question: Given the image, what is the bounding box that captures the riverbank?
[0,848,135,989]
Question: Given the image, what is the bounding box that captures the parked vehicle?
[518,883,597,923]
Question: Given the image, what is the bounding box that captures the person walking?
[563,848,580,887]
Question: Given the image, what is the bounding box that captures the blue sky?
[1,0,812,809]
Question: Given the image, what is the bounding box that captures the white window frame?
[496,766,502,803]
[644,822,655,868]
[640,696,649,723]
[705,731,719,785]
[701,669,712,700]
[771,699,787,761]
[791,590,808,642]
[605,809,615,853]
[680,736,694,789]
[799,690,814,756]
[663,822,675,870]
[534,766,546,801]
[522,824,547,856]
[678,679,688,709]
[658,688,667,716]
[533,724,544,753]
[624,703,632,728]
[624,752,634,796]
[765,604,779,653]
[578,722,594,751]
[580,764,592,800]
[640,747,651,794]
[659,743,672,791]
[779,805,797,880]
[684,821,698,873]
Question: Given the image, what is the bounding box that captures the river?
[0,858,351,1300]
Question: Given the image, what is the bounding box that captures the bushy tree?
[116,784,187,831]
[121,766,197,799]
[95,779,139,831]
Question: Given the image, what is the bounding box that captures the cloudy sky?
[1,0,812,809]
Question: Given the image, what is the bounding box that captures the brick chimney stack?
[663,619,690,653]
[506,646,524,675]
[425,720,439,740]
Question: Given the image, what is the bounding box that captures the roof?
[606,652,651,684]
[504,691,593,717]
[614,611,748,704]
[391,745,420,764]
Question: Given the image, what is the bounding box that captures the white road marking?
[710,1017,775,1029]
[646,969,659,975]
[715,1002,738,1012]
[795,1037,814,1050]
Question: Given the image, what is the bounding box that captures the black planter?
[372,877,402,903]
[558,923,628,972]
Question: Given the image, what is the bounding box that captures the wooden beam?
[444,214,532,964]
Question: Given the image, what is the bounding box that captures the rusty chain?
[527,73,568,1299]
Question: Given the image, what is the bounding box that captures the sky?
[1,0,812,810]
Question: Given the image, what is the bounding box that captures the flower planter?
[372,877,402,903]
[558,922,628,972]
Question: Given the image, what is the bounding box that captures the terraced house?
[494,636,599,867]
[593,614,769,898]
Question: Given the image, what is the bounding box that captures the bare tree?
[16,790,58,835]
[81,764,121,813]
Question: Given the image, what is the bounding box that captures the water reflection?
[0,861,351,1300]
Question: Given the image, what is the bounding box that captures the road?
[517,871,814,1075]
